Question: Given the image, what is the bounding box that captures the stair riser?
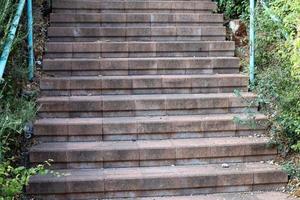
[35,130,266,142]
[45,41,235,58]
[38,107,257,118]
[38,95,256,114]
[50,13,224,27]
[47,68,239,76]
[34,118,267,142]
[41,87,248,97]
[50,13,223,21]
[30,138,277,169]
[46,52,234,59]
[32,155,276,170]
[27,171,287,197]
[46,41,235,52]
[43,58,240,76]
[52,1,217,13]
[49,37,225,42]
[40,75,249,94]
[27,183,288,200]
[38,95,257,118]
[53,9,214,14]
[52,22,223,28]
[47,27,226,42]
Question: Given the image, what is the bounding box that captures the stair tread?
[107,192,296,200]
[31,136,271,152]
[50,13,224,24]
[28,162,286,184]
[50,13,224,17]
[46,41,233,44]
[40,74,248,91]
[38,92,256,101]
[35,113,266,124]
[41,74,248,80]
[44,56,239,61]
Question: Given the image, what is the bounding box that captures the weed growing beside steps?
[0,0,49,199]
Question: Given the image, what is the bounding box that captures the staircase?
[27,0,288,199]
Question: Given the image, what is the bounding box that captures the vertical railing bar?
[27,0,34,80]
[249,0,256,85]
[0,0,26,80]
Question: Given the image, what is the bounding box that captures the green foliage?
[214,0,249,20]
[0,160,48,199]
[283,161,300,179]
[0,0,47,199]
[253,0,300,152]
[0,85,37,158]
[291,29,300,78]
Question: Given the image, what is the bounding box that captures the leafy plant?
[0,160,48,199]
[0,0,48,199]
[283,161,300,179]
[214,0,249,20]
[253,0,300,153]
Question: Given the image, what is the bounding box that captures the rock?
[229,19,248,46]
[222,163,229,168]
[229,20,241,34]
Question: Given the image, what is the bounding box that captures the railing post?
[0,0,26,80]
[27,0,34,81]
[250,0,256,84]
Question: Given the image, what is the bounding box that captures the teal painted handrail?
[0,0,35,81]
[27,0,34,80]
[249,0,256,84]
[249,0,289,84]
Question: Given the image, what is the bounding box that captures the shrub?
[253,0,300,153]
[0,0,47,199]
[213,0,249,20]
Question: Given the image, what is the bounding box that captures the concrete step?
[45,41,235,58]
[104,192,296,200]
[40,74,249,96]
[30,137,277,169]
[43,57,240,76]
[34,113,267,142]
[37,93,257,118]
[47,26,226,42]
[50,13,224,27]
[27,163,288,199]
[52,0,217,14]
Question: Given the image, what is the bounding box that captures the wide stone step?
[48,26,226,42]
[45,41,234,58]
[52,0,217,14]
[106,192,296,200]
[50,13,224,27]
[34,114,267,142]
[37,93,257,118]
[43,57,240,76]
[27,163,288,199]
[30,137,277,169]
[40,74,249,96]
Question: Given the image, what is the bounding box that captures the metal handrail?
[0,0,34,81]
[249,0,255,84]
[249,0,290,84]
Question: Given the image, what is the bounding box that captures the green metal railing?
[249,0,255,84]
[0,0,34,81]
[249,0,288,84]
